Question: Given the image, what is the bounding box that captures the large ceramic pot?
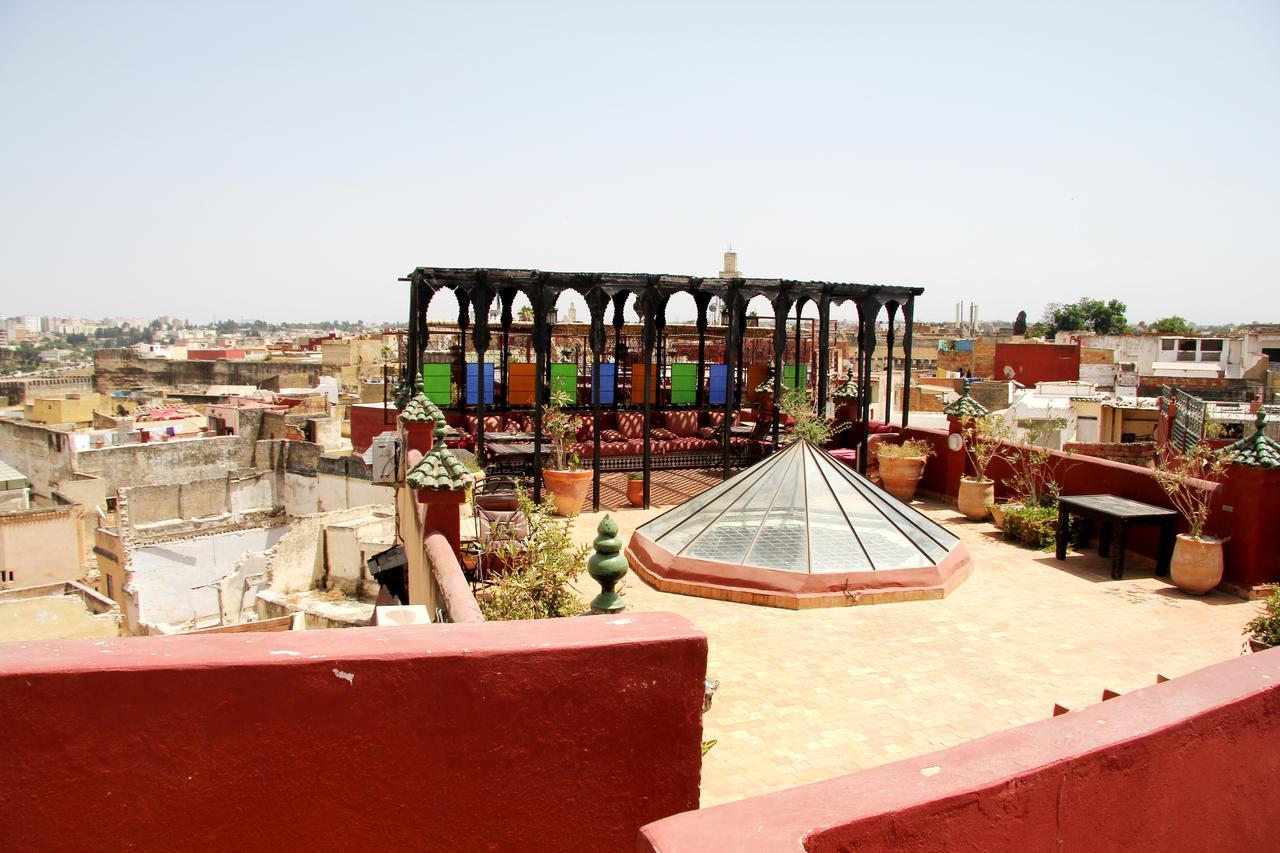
[1170,534,1223,595]
[542,469,593,517]
[627,477,644,507]
[958,477,995,521]
[878,456,927,502]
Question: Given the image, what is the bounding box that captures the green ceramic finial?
[587,514,627,614]
[406,415,473,491]
[1221,408,1280,469]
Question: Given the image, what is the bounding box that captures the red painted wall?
[993,341,1080,384]
[350,402,400,452]
[187,348,247,360]
[640,648,1280,852]
[0,614,706,853]
[902,424,1280,589]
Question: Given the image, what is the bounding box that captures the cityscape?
[2,2,1278,852]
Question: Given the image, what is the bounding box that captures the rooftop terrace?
[570,495,1261,807]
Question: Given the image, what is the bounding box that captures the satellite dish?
[1003,365,1016,379]
[947,433,964,452]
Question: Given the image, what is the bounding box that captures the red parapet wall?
[639,648,1280,852]
[901,424,1280,589]
[0,614,707,853]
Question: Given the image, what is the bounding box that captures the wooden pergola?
[402,267,924,511]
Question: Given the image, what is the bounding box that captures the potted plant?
[957,413,1014,521]
[1153,442,1228,595]
[540,390,591,517]
[876,438,935,502]
[994,418,1067,528]
[626,472,645,507]
[777,385,847,447]
[1244,589,1280,653]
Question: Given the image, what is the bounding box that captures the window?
[106,574,114,599]
[1165,337,1226,364]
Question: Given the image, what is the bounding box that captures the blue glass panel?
[708,364,728,405]
[464,363,494,405]
[593,363,615,405]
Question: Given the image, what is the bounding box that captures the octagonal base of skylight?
[625,440,973,610]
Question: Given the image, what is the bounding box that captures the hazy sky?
[1,1,1277,326]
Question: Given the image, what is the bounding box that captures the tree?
[1043,298,1127,335]
[1150,315,1190,334]
[1012,310,1027,336]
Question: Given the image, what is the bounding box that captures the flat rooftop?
[571,498,1262,807]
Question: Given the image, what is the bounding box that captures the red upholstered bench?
[828,448,858,470]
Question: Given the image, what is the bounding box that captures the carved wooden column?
[611,291,627,411]
[816,294,831,414]
[901,295,915,429]
[884,301,898,426]
[471,281,494,462]
[455,292,470,417]
[587,286,608,512]
[771,292,794,449]
[530,281,548,503]
[694,291,710,408]
[721,288,743,479]
[499,289,514,410]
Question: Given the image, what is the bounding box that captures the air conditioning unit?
[370,432,401,484]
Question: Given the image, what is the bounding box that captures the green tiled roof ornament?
[406,418,473,491]
[587,514,627,614]
[400,392,443,424]
[1221,410,1280,469]
[942,384,989,418]
[832,371,858,399]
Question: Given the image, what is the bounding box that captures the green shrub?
[876,438,936,460]
[1245,590,1280,648]
[477,487,588,621]
[1001,504,1059,550]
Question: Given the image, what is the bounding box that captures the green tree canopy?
[1149,315,1190,334]
[1043,298,1128,335]
[1012,310,1028,335]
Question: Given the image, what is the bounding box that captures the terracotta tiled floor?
[571,468,737,513]
[569,499,1262,807]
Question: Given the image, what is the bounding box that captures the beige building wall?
[25,393,102,426]
[0,505,85,589]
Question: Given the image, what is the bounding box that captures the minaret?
[719,249,741,279]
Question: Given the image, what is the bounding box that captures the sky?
[1,1,1277,327]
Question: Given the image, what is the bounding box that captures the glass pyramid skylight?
[636,440,959,574]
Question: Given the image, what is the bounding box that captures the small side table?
[1055,494,1178,580]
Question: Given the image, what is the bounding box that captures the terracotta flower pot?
[627,478,645,507]
[1170,534,1223,595]
[542,468,593,517]
[878,456,927,502]
[1248,638,1273,654]
[958,477,995,521]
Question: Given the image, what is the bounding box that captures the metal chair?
[469,482,528,588]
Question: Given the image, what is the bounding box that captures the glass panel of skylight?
[805,451,874,573]
[743,452,809,572]
[681,451,794,563]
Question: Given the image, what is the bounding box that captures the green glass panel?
[782,364,808,390]
[550,363,577,404]
[421,363,452,405]
[670,363,697,404]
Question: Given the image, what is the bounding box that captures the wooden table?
[1055,494,1178,580]
[484,440,551,477]
[484,431,538,442]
